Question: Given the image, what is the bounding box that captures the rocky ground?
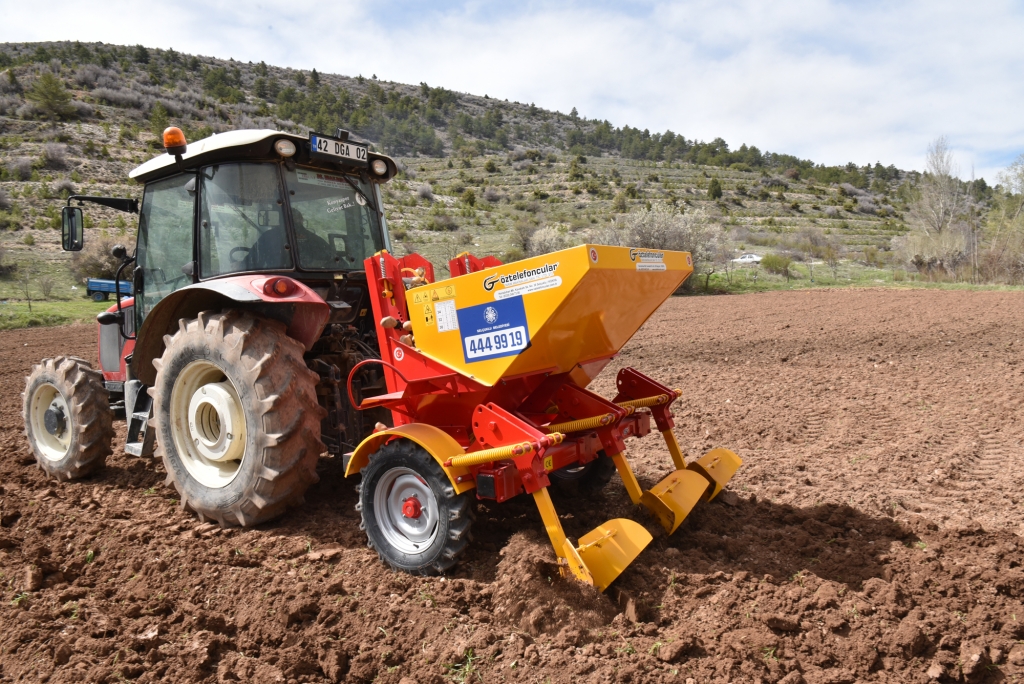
[0,288,1022,683]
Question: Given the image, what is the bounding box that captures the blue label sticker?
[458,296,530,363]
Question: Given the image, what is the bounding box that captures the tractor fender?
[131,275,329,385]
[346,424,476,495]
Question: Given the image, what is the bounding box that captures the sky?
[2,0,1023,181]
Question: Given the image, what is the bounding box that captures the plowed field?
[1,289,1023,684]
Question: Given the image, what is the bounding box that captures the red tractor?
[23,127,739,590]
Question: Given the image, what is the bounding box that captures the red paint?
[354,251,684,503]
[402,497,422,519]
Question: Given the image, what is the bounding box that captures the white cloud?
[3,0,1022,180]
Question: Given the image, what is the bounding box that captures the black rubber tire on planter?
[151,311,325,527]
[549,451,616,496]
[23,356,114,481]
[357,438,474,575]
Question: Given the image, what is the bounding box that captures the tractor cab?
[63,128,397,343]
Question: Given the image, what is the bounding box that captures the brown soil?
[1,288,1023,684]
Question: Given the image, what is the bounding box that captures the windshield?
[284,167,384,270]
[199,163,293,278]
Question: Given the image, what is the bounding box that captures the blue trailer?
[86,278,133,302]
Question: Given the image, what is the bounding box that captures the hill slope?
[0,40,918,322]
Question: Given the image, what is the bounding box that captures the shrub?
[416,183,434,201]
[423,214,457,231]
[482,187,501,203]
[528,226,571,256]
[22,233,34,246]
[761,253,792,276]
[7,157,32,181]
[484,159,497,173]
[43,143,67,168]
[824,206,839,217]
[391,227,408,240]
[707,177,723,200]
[71,235,121,281]
[0,188,9,210]
[53,179,77,198]
[461,188,476,206]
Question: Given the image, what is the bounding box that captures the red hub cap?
[402,496,422,519]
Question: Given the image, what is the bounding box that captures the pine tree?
[26,72,74,120]
[150,102,169,136]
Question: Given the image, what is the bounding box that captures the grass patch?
[0,299,111,331]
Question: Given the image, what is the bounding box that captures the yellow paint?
[345,423,475,494]
[532,487,568,557]
[687,447,743,501]
[639,469,711,534]
[404,245,693,386]
[543,455,553,471]
[660,429,688,471]
[574,519,653,592]
[610,451,645,505]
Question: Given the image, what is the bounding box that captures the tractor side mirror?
[96,311,121,326]
[111,244,127,260]
[61,206,84,251]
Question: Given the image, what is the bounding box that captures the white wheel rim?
[169,360,247,489]
[374,467,439,554]
[29,382,72,461]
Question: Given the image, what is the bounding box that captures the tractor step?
[124,388,155,458]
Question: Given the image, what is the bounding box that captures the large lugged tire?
[358,439,473,575]
[23,356,113,481]
[151,311,325,527]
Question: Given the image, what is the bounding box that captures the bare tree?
[20,268,33,313]
[824,243,841,280]
[910,136,968,236]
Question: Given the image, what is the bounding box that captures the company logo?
[629,249,665,263]
[483,262,560,291]
[589,247,599,262]
[484,306,498,324]
[393,347,404,362]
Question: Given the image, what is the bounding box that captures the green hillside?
[0,40,947,326]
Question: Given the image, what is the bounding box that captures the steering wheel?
[229,246,251,262]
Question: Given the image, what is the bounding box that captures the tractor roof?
[128,129,396,184]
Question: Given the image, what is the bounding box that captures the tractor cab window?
[136,173,196,321]
[199,163,293,278]
[283,167,384,270]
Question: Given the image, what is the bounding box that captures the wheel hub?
[402,496,422,519]
[187,381,244,463]
[374,468,439,554]
[43,406,66,437]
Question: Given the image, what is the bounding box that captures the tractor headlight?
[371,159,388,176]
[274,139,297,157]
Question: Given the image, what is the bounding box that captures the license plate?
[464,326,528,361]
[310,135,368,165]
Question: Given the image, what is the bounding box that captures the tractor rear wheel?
[357,439,473,575]
[152,311,324,527]
[23,357,113,481]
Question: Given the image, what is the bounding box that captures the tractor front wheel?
[23,357,113,481]
[152,311,324,527]
[358,439,473,575]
